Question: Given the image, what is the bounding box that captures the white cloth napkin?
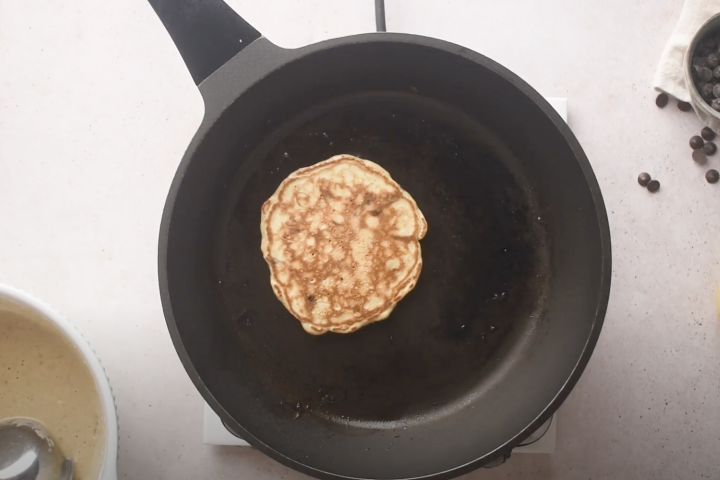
[653,0,720,102]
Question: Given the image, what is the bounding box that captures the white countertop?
[2,1,719,479]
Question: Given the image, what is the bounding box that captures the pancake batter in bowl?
[0,305,105,480]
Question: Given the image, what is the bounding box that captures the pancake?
[260,154,427,335]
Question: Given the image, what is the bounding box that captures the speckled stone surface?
[1,1,719,479]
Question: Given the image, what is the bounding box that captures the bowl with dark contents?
[685,13,720,134]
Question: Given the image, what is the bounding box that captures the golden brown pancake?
[260,154,427,334]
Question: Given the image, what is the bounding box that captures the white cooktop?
[202,97,568,456]
[203,402,556,454]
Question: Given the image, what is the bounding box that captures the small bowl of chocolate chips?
[686,13,720,134]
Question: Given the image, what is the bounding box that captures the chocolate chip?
[693,149,708,164]
[702,127,716,140]
[655,93,669,108]
[696,66,714,82]
[694,56,710,68]
[701,83,715,98]
[638,172,652,186]
[307,295,315,303]
[712,99,720,111]
[370,210,381,216]
[713,84,720,98]
[647,180,660,193]
[704,37,717,50]
[698,44,711,57]
[678,101,693,112]
[706,169,720,183]
[690,135,705,149]
[714,66,720,79]
[709,54,720,69]
[704,141,717,155]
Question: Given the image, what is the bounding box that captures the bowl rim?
[0,284,118,480]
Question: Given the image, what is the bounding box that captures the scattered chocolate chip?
[704,37,717,50]
[709,54,720,69]
[706,169,720,183]
[714,66,720,79]
[704,141,717,155]
[693,149,708,164]
[698,44,711,57]
[638,172,652,186]
[712,99,720,111]
[713,84,720,98]
[702,127,716,140]
[656,93,669,108]
[678,101,692,112]
[690,135,705,149]
[647,180,660,193]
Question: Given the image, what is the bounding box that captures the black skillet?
[149,1,611,478]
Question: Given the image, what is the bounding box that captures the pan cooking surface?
[218,92,551,424]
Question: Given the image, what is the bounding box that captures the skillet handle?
[147,0,261,86]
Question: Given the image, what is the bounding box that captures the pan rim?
[158,32,612,480]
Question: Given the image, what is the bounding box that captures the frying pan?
[149,1,612,479]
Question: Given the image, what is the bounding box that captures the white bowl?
[0,285,118,480]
